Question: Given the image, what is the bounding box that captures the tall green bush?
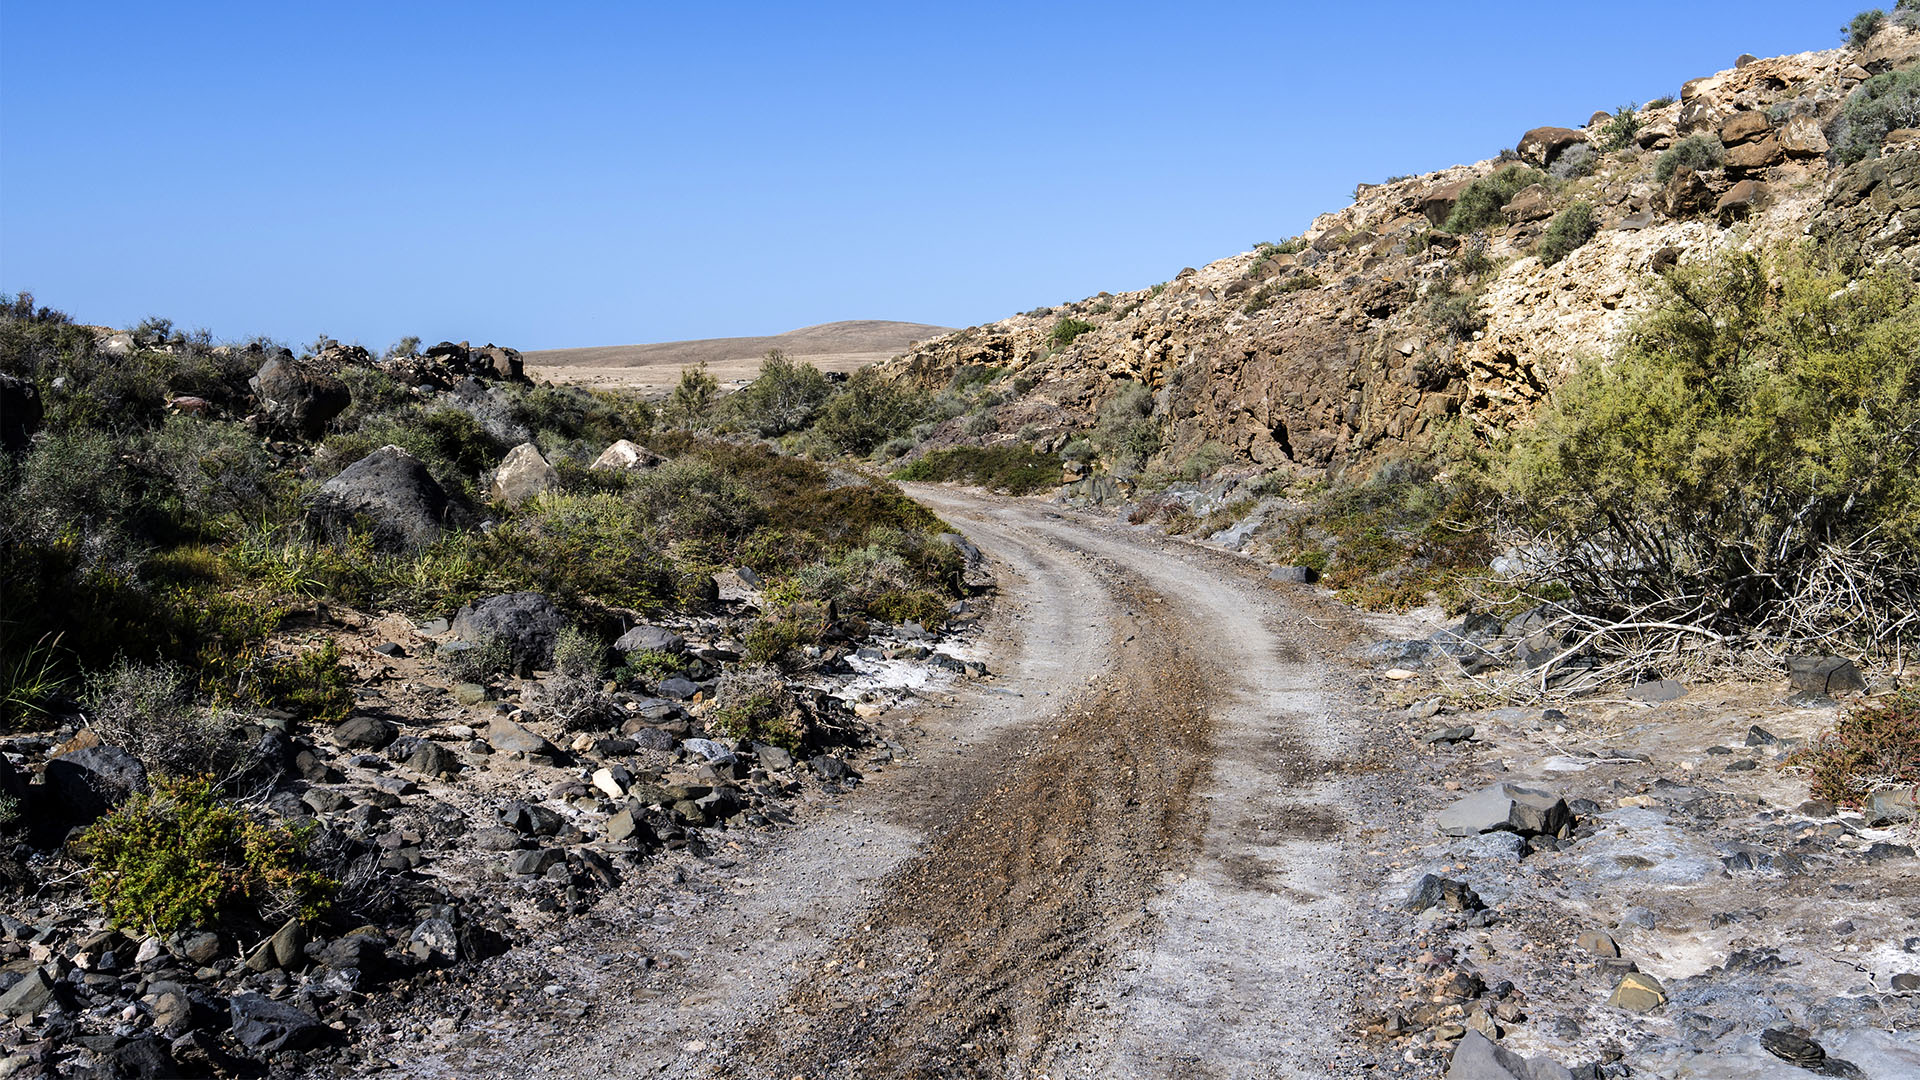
[1488,246,1920,647]
[1443,166,1547,233]
[1537,202,1597,266]
[1834,64,1920,164]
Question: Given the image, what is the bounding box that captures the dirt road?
[389,488,1383,1079]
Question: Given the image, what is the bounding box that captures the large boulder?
[308,446,449,550]
[44,745,147,825]
[252,354,349,440]
[1445,1030,1572,1080]
[1420,179,1473,227]
[1501,184,1556,224]
[613,624,686,655]
[0,373,42,454]
[452,592,565,673]
[1658,168,1716,218]
[473,344,525,381]
[1786,655,1866,697]
[1718,111,1772,146]
[489,443,560,506]
[591,439,661,471]
[1516,126,1588,166]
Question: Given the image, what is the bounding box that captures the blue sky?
[0,2,1858,350]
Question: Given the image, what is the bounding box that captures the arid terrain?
[527,321,951,397]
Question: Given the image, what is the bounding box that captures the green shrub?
[1050,317,1097,348]
[1791,689,1920,805]
[707,666,808,751]
[661,363,719,430]
[1426,293,1486,339]
[1093,382,1160,474]
[552,626,608,678]
[1847,8,1887,46]
[1443,166,1547,232]
[865,589,949,629]
[726,351,832,436]
[1487,246,1920,644]
[812,369,925,455]
[78,774,334,933]
[743,617,810,668]
[896,445,1060,495]
[1834,64,1920,164]
[1537,202,1598,266]
[481,493,676,610]
[621,648,685,683]
[246,641,353,723]
[1597,104,1642,153]
[1653,134,1725,182]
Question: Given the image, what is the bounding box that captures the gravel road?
[381,488,1385,1079]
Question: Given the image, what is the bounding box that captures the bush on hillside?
[1653,135,1725,182]
[1846,8,1887,46]
[1596,105,1642,153]
[1833,64,1920,164]
[1443,166,1547,233]
[811,369,925,455]
[1092,381,1160,474]
[1487,246,1920,650]
[725,351,832,436]
[1537,202,1598,266]
[895,445,1060,494]
[1050,317,1097,348]
[78,775,334,933]
[660,363,719,429]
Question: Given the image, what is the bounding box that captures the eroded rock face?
[308,445,450,550]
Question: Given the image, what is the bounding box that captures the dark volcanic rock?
[453,592,566,674]
[228,992,326,1052]
[309,445,449,550]
[44,745,147,825]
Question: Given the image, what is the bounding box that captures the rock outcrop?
[308,445,450,550]
[879,31,1920,484]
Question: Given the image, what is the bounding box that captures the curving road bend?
[389,487,1380,1079]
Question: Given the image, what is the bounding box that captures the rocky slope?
[880,29,1920,481]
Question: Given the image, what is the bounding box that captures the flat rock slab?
[1438,783,1571,838]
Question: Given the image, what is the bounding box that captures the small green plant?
[1791,689,1920,806]
[743,617,809,667]
[708,665,809,750]
[1653,134,1725,182]
[552,626,608,679]
[78,774,335,934]
[1597,104,1642,153]
[895,445,1060,495]
[2,632,70,729]
[248,641,354,724]
[1537,202,1598,266]
[621,648,685,683]
[1646,95,1676,109]
[1426,293,1486,339]
[1847,8,1887,46]
[1834,64,1920,164]
[1050,317,1097,348]
[1443,165,1547,233]
[438,633,511,683]
[866,589,949,628]
[661,363,719,429]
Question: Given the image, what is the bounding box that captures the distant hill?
[526,320,953,369]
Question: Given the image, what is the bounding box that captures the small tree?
[727,350,832,436]
[661,362,719,429]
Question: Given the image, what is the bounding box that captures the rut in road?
[738,548,1221,1078]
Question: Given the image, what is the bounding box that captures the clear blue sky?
[0,2,1857,351]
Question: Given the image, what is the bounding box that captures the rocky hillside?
[880,28,1920,481]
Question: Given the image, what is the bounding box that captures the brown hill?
[528,320,953,397]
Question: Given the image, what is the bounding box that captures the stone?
[614,624,686,655]
[489,442,560,506]
[1761,1029,1827,1068]
[1268,566,1317,584]
[1718,111,1772,146]
[332,715,398,750]
[1714,179,1763,222]
[453,592,566,673]
[1577,930,1619,958]
[512,848,565,876]
[228,992,326,1052]
[1625,679,1686,702]
[606,808,646,844]
[1890,973,1920,991]
[177,930,223,965]
[1444,1030,1532,1080]
[452,682,491,706]
[1501,184,1557,224]
[591,766,631,799]
[1658,168,1715,218]
[1786,655,1865,697]
[1422,724,1474,744]
[1745,724,1778,746]
[1517,126,1589,167]
[405,740,459,778]
[1779,114,1829,156]
[486,718,555,756]
[1406,874,1485,913]
[590,439,661,471]
[252,354,349,439]
[656,677,700,700]
[1438,784,1571,838]
[308,445,449,550]
[1606,971,1666,1012]
[1724,137,1783,172]
[0,968,54,1018]
[1867,787,1918,825]
[473,826,524,851]
[408,918,458,964]
[500,800,564,835]
[1421,179,1473,226]
[44,744,147,824]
